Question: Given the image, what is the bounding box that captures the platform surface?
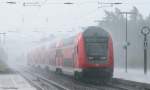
[114,68,150,84]
[0,74,36,90]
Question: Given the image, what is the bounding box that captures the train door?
[55,48,63,71]
[73,45,78,68]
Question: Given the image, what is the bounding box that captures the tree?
[97,7,148,69]
[130,7,143,21]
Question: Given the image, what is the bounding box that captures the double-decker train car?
[28,26,114,81]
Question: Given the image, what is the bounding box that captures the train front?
[75,26,114,81]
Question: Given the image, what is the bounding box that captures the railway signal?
[141,26,150,74]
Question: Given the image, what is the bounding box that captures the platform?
[114,68,150,84]
[0,74,36,90]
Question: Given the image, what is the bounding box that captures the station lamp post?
[141,26,150,74]
[119,12,135,72]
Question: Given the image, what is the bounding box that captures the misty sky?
[0,0,149,31]
[0,0,150,65]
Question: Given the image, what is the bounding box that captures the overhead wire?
[0,0,124,32]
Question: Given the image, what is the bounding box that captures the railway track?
[17,67,150,90]
[18,69,69,90]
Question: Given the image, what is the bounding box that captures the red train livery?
[27,26,114,81]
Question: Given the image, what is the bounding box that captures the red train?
[27,26,114,81]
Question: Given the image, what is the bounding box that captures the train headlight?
[100,57,106,60]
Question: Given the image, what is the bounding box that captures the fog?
[98,7,150,69]
[0,0,149,71]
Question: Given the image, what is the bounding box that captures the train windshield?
[85,37,108,57]
[83,27,109,63]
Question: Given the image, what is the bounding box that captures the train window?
[63,36,76,46]
[85,37,108,58]
[85,37,108,43]
[86,44,107,56]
